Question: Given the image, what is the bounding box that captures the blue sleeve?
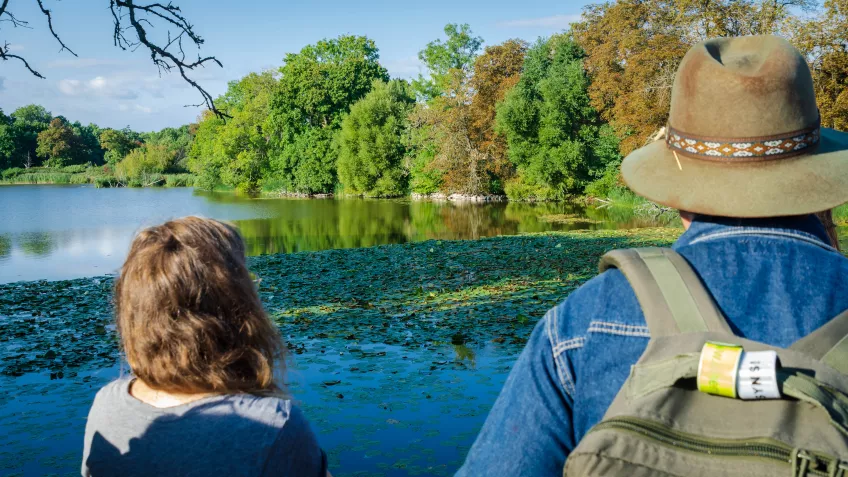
[262,405,328,477]
[456,315,575,477]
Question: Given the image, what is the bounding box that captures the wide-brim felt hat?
[622,35,848,218]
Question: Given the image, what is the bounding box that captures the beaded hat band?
[666,118,821,163]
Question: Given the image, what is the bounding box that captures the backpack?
[564,247,848,477]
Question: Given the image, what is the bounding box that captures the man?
[457,35,848,476]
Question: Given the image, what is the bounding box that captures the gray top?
[82,378,326,477]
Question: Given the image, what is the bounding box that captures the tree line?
[0,104,194,186]
[4,0,846,199]
[188,0,847,200]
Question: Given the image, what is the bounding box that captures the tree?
[791,0,848,131]
[143,125,194,169]
[468,39,528,190]
[99,128,140,165]
[413,23,483,100]
[72,122,104,165]
[337,80,415,197]
[496,34,621,200]
[0,109,15,170]
[188,71,278,194]
[10,104,51,168]
[36,117,79,167]
[573,0,813,154]
[116,143,175,185]
[0,1,225,116]
[267,35,389,194]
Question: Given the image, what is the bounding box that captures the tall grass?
[0,166,197,188]
[1,172,73,184]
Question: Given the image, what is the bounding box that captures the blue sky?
[0,0,590,131]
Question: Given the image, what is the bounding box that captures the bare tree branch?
[0,41,44,78]
[0,0,30,28]
[110,0,227,118]
[0,0,225,118]
[35,0,77,56]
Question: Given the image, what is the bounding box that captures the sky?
[0,0,591,132]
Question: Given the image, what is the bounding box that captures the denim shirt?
[457,215,848,476]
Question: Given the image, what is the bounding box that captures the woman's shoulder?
[215,393,298,429]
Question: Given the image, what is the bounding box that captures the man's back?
[457,215,848,476]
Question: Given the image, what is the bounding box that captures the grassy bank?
[0,166,196,188]
[0,228,680,377]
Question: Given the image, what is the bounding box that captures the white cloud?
[5,44,24,52]
[497,14,582,29]
[58,79,82,95]
[134,104,153,114]
[57,75,139,100]
[89,76,107,90]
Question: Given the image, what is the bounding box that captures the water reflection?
[0,186,674,283]
[17,232,56,256]
[0,234,10,258]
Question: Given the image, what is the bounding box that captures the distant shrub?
[116,144,176,184]
[1,168,25,179]
[503,178,559,202]
[164,174,195,187]
[9,172,73,184]
[60,164,88,174]
[93,176,117,188]
[69,174,91,184]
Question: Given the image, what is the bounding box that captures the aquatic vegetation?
[0,228,680,475]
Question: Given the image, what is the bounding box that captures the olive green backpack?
[564,248,848,477]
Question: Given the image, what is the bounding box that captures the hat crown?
[669,35,818,138]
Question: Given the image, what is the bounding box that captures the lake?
[0,185,659,284]
[0,185,676,476]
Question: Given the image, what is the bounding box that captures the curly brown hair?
[115,216,285,395]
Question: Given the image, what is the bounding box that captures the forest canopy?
[3,0,847,199]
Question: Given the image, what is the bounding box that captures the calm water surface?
[0,185,641,284]
[0,185,660,476]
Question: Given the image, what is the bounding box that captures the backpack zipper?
[591,416,835,476]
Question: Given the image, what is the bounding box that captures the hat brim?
[621,128,848,218]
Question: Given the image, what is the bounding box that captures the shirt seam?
[688,229,837,252]
[587,321,651,338]
[546,308,578,397]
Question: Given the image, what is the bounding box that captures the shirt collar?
[674,214,833,249]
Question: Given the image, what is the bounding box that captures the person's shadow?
[85,400,326,476]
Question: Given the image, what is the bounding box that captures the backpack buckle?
[793,449,815,477]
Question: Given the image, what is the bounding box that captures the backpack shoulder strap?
[790,308,848,374]
[599,247,733,337]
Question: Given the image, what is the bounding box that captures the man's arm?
[456,314,576,476]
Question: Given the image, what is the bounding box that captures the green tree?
[413,24,483,100]
[337,80,415,197]
[496,34,621,200]
[116,144,175,185]
[36,117,79,168]
[143,125,194,170]
[72,122,104,165]
[188,71,278,194]
[0,110,16,170]
[99,128,140,165]
[10,104,52,168]
[267,35,389,194]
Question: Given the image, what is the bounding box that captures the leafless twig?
[35,0,77,56]
[109,0,227,118]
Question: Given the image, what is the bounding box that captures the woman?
[82,217,329,476]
